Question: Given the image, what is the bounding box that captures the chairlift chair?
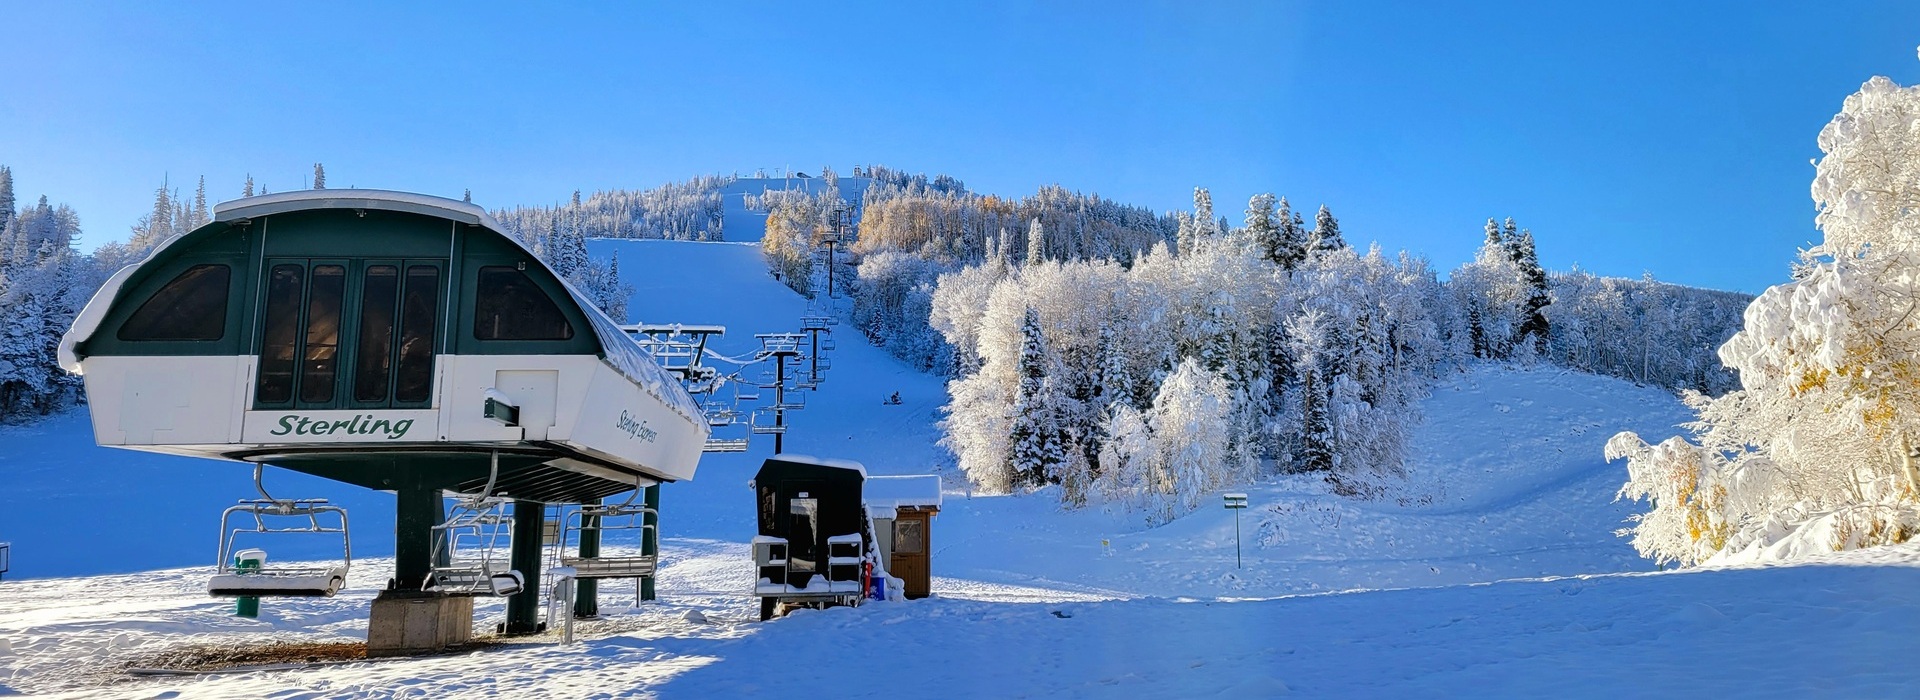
[425,453,524,597]
[750,408,788,435]
[704,437,751,453]
[557,484,659,580]
[428,496,522,596]
[208,464,352,597]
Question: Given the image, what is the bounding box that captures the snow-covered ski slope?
[4,238,1917,697]
[713,176,876,244]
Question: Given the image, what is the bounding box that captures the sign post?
[1223,493,1248,569]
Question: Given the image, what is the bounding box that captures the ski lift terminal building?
[59,189,710,653]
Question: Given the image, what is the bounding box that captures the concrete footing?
[367,591,475,657]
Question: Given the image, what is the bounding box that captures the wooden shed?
[864,474,942,599]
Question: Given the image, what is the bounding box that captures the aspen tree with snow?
[1142,358,1235,523]
[1609,53,1920,566]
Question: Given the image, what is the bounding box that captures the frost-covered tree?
[1006,307,1067,488]
[0,166,14,236]
[1141,359,1234,522]
[1025,217,1046,266]
[1449,220,1530,359]
[1309,205,1346,256]
[1610,55,1920,566]
[1244,193,1280,264]
[243,174,255,198]
[312,163,326,190]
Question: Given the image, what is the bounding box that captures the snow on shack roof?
[763,454,868,477]
[864,474,942,510]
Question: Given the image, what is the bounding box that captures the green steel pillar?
[504,499,546,635]
[234,553,262,617]
[393,484,440,591]
[641,484,660,602]
[573,499,600,619]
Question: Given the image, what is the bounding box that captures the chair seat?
[208,566,347,597]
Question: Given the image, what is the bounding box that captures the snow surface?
[1,238,1911,697]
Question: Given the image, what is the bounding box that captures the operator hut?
[864,475,941,599]
[58,189,708,654]
[751,455,874,620]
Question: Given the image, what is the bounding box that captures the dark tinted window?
[257,264,304,404]
[474,266,573,341]
[118,264,230,341]
[299,265,346,404]
[353,265,399,403]
[395,265,440,403]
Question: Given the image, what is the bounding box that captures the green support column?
[573,499,600,619]
[504,500,545,635]
[393,484,440,591]
[641,484,660,602]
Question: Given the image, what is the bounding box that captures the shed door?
[254,258,445,410]
[892,510,931,599]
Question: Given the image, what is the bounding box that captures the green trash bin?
[234,548,265,618]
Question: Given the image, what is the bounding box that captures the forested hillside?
[743,166,1754,524]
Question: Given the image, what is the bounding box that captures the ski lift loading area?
[57,190,709,655]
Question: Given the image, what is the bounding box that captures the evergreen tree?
[0,166,14,237]
[1007,307,1063,488]
[1244,193,1280,264]
[312,163,326,190]
[1310,205,1346,255]
[1026,217,1046,266]
[1513,228,1551,353]
[1276,197,1308,270]
[462,188,471,203]
[243,175,255,198]
[190,176,208,230]
[1484,218,1504,250]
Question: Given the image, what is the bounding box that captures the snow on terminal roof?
[865,474,942,510]
[64,189,706,427]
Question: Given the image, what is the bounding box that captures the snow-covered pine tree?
[463,188,471,203]
[1007,307,1064,488]
[0,166,14,237]
[1026,217,1046,266]
[1244,193,1281,265]
[1512,227,1551,354]
[243,175,255,198]
[1281,200,1309,269]
[1310,204,1346,255]
[312,163,326,190]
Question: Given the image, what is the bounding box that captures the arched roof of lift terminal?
[59,189,705,425]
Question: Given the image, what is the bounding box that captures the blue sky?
[2,1,1916,293]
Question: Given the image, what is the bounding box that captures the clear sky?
[3,1,1917,293]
